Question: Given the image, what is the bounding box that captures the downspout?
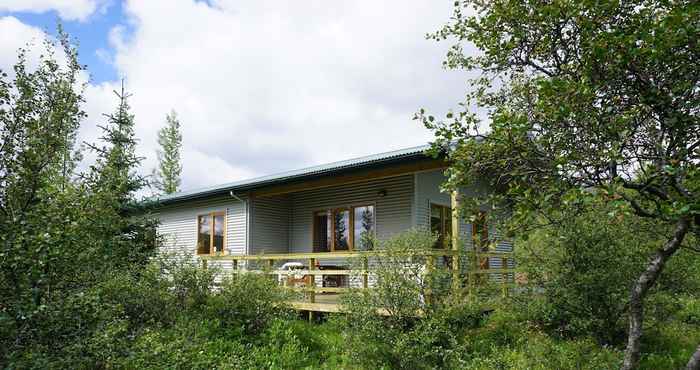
[229,191,249,256]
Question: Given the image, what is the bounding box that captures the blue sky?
[1,1,128,83]
[0,1,473,193]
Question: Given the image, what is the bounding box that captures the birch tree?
[418,1,699,368]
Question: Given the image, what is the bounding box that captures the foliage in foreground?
[2,256,295,368]
[333,230,699,370]
[516,202,700,347]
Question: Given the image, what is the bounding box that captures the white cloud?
[0,0,105,21]
[0,16,47,72]
[100,0,471,191]
[1,1,476,193]
[0,15,115,177]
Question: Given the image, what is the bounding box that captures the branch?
[621,179,670,201]
[619,193,657,219]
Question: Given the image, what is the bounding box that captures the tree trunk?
[621,217,690,370]
[688,344,700,370]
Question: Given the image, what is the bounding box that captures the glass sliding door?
[312,205,376,252]
[313,210,331,252]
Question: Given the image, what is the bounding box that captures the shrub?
[461,309,621,370]
[340,229,490,369]
[515,204,700,345]
[206,272,294,336]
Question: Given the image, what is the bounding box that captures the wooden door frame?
[311,203,377,253]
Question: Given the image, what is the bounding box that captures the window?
[430,204,452,249]
[353,205,375,251]
[313,205,375,252]
[197,211,225,255]
[333,208,351,251]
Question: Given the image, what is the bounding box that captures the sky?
[0,0,471,193]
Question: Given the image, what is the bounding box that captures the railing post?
[268,259,275,283]
[473,245,481,286]
[362,256,369,289]
[426,254,435,306]
[468,252,475,298]
[308,258,316,304]
[308,257,316,321]
[451,190,461,293]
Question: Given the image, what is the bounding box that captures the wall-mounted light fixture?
[377,189,388,198]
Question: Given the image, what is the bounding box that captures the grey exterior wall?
[156,195,247,270]
[413,168,513,273]
[249,195,291,255]
[413,168,473,250]
[155,167,512,275]
[287,174,414,253]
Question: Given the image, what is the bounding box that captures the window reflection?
[333,209,350,251]
[197,212,225,255]
[354,205,374,250]
[213,214,224,252]
[197,215,211,254]
[431,204,452,249]
[313,205,376,252]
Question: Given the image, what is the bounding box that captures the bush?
[458,308,621,370]
[515,204,700,345]
[206,272,294,336]
[339,229,491,369]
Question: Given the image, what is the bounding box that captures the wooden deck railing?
[200,249,516,312]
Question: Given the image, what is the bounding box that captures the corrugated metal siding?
[288,175,414,253]
[414,169,513,274]
[250,195,291,254]
[414,169,473,249]
[155,195,247,270]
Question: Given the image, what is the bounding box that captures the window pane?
[333,209,350,251]
[213,214,224,252]
[430,204,443,248]
[197,215,211,254]
[313,211,330,252]
[354,206,374,251]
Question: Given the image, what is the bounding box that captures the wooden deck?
[201,250,516,312]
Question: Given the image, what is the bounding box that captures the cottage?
[154,144,514,311]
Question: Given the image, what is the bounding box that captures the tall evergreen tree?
[85,81,155,269]
[88,81,146,206]
[154,110,182,194]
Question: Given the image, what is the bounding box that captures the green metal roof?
[156,144,433,204]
